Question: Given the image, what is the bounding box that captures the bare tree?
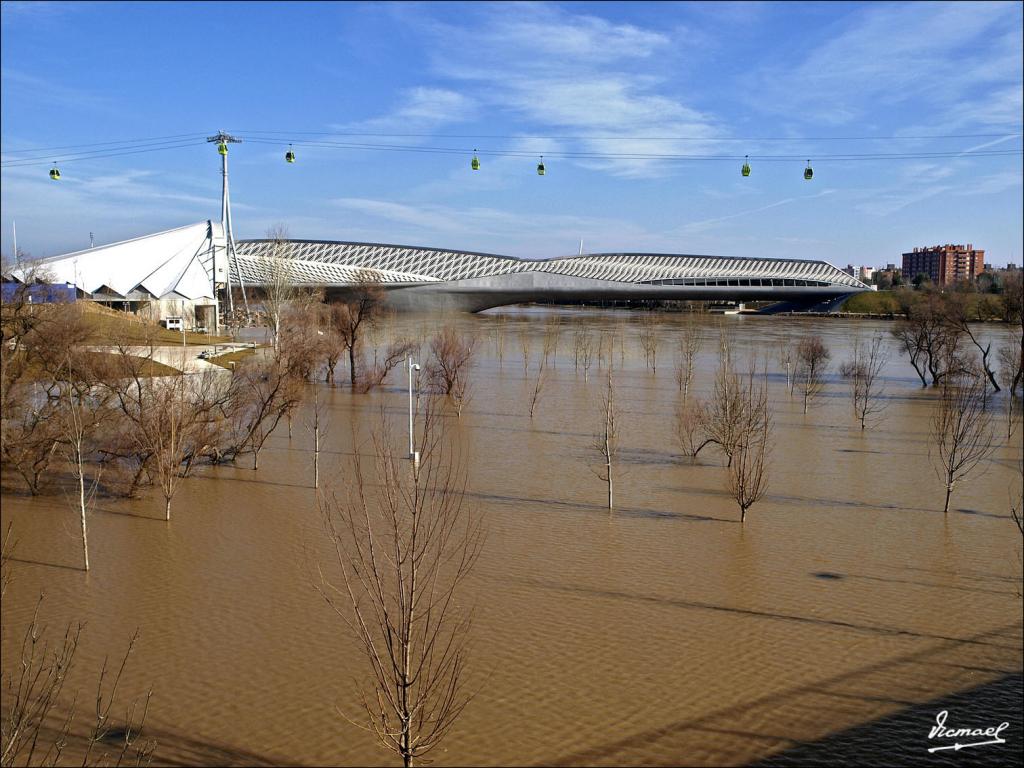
[727,367,771,523]
[700,347,747,465]
[795,336,831,414]
[259,225,298,354]
[305,385,327,490]
[999,341,1023,399]
[675,397,709,460]
[638,315,659,372]
[943,293,1001,393]
[148,375,192,521]
[1,600,154,768]
[931,375,996,514]
[519,327,531,375]
[674,318,702,398]
[60,378,102,570]
[840,334,889,430]
[777,335,796,394]
[426,327,476,417]
[891,294,966,388]
[592,373,619,509]
[493,315,507,368]
[354,338,418,395]
[542,316,561,369]
[223,354,304,470]
[332,281,386,390]
[574,325,594,383]
[314,403,483,767]
[997,341,1023,438]
[527,357,546,419]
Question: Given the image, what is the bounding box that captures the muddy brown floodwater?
[2,309,1022,767]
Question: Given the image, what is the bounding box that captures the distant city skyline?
[2,1,1022,266]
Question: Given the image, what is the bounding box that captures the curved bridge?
[234,239,869,313]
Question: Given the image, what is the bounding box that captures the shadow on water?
[812,570,1019,597]
[752,673,1024,767]
[465,489,739,524]
[548,621,1022,767]
[510,577,1021,648]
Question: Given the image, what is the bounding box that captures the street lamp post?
[408,355,421,469]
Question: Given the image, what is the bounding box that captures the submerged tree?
[795,335,831,414]
[727,366,772,523]
[931,375,995,514]
[315,403,483,767]
[840,334,889,430]
[592,372,620,509]
[674,318,702,398]
[427,326,476,418]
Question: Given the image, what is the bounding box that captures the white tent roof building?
[34,221,225,302]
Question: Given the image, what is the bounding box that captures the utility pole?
[407,355,421,472]
[89,232,94,249]
[206,131,249,316]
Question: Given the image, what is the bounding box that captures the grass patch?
[78,304,231,345]
[81,351,181,377]
[206,348,257,369]
[842,291,906,314]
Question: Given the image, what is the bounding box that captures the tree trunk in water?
[349,345,357,389]
[79,470,89,571]
[740,506,746,524]
[165,498,171,522]
[944,483,952,514]
[253,451,259,471]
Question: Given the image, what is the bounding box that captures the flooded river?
[2,309,1022,766]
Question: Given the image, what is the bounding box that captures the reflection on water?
[2,309,1021,767]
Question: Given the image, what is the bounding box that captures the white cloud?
[338,86,476,136]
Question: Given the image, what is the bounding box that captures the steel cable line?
[5,131,1020,168]
[239,136,1022,161]
[0,139,209,167]
[232,128,1024,142]
[1,132,210,155]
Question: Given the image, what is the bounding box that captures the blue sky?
[2,1,1022,266]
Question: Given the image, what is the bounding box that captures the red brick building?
[901,244,985,287]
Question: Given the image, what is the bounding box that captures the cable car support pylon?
[207,130,249,316]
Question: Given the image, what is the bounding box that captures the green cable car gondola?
[285,144,296,163]
[471,150,480,171]
[537,155,545,176]
[217,141,228,156]
[741,155,751,177]
[49,165,61,181]
[804,160,813,180]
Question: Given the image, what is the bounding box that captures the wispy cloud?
[327,196,675,257]
[338,86,476,136]
[0,68,112,112]
[377,4,726,178]
[676,190,836,233]
[752,2,1022,127]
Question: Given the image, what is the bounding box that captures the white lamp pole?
[408,355,421,468]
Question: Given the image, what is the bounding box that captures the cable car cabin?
[285,150,296,163]
[537,161,546,176]
[741,161,751,177]
[471,151,480,171]
[49,167,61,180]
[218,142,228,155]
[804,162,813,180]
